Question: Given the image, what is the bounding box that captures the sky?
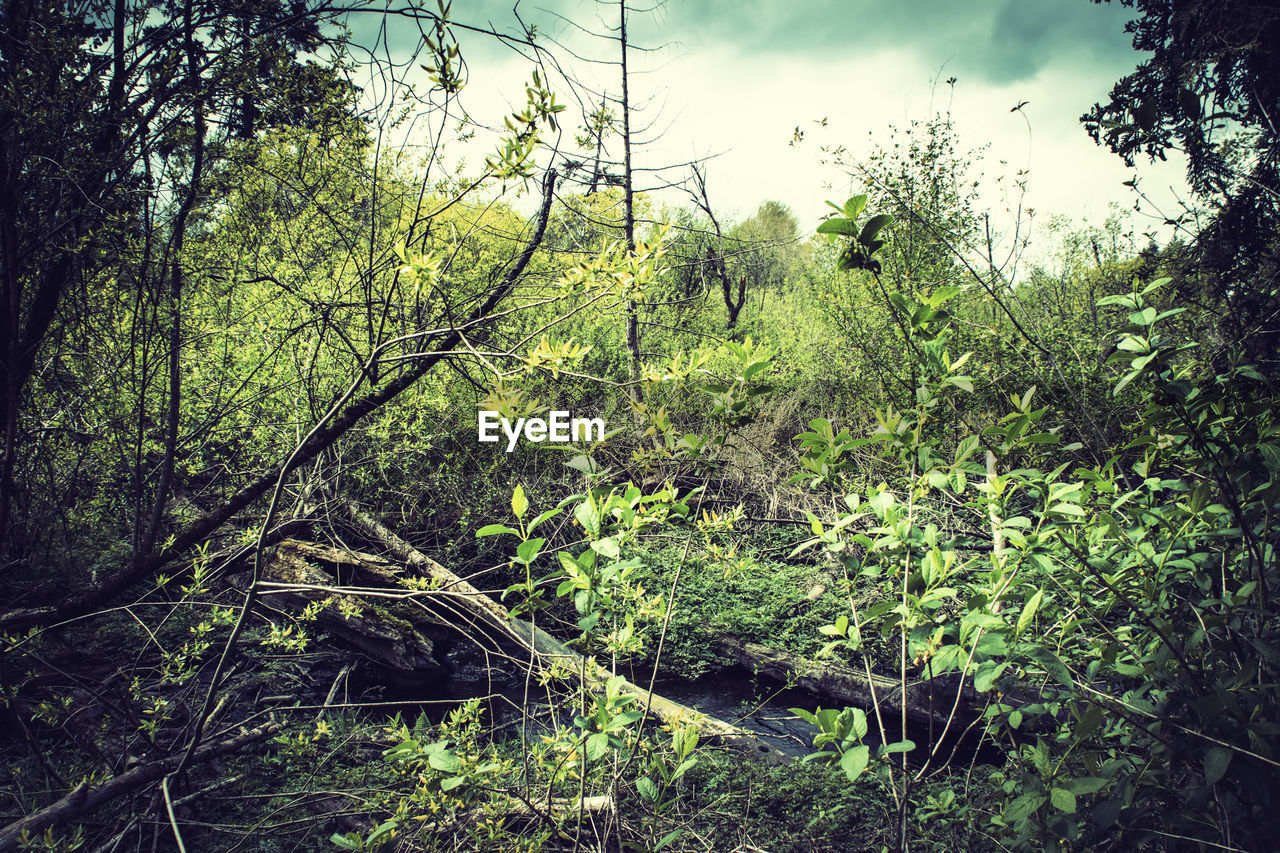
[347,0,1194,258]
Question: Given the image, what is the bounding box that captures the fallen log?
[333,498,792,763]
[333,495,561,660]
[261,542,442,673]
[0,723,282,853]
[714,636,963,729]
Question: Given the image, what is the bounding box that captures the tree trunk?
[262,540,444,672]
[144,0,206,554]
[725,272,746,329]
[619,0,643,404]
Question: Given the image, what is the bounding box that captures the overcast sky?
[350,0,1193,255]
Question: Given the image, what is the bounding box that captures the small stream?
[358,659,823,754]
[652,667,823,757]
[360,657,993,767]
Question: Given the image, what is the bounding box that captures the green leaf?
[655,830,685,851]
[527,507,562,534]
[1003,792,1046,823]
[819,613,849,637]
[476,523,518,538]
[1016,589,1043,634]
[816,218,859,237]
[1115,335,1148,353]
[844,194,869,219]
[880,739,916,755]
[1050,787,1077,814]
[1092,798,1123,830]
[1026,646,1074,687]
[636,777,659,802]
[1203,746,1232,786]
[1139,276,1171,295]
[962,610,1006,631]
[974,661,1008,693]
[790,707,819,725]
[858,213,893,246]
[566,454,602,475]
[575,497,601,538]
[851,707,867,739]
[1063,776,1108,795]
[1097,293,1137,308]
[516,537,544,564]
[585,732,609,761]
[840,744,870,780]
[954,435,980,464]
[613,710,645,727]
[1251,637,1280,664]
[1128,307,1157,326]
[1113,370,1141,396]
[512,484,528,519]
[428,750,463,773]
[931,285,961,305]
[591,537,621,559]
[807,512,824,535]
[1074,705,1103,739]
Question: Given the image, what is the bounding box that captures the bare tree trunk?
[586,98,607,196]
[690,166,746,331]
[619,0,642,404]
[715,636,953,728]
[145,0,205,553]
[725,272,746,329]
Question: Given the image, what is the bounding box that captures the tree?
[539,0,729,404]
[0,0,573,630]
[1083,0,1280,368]
[0,0,353,544]
[688,172,800,333]
[730,200,800,322]
[813,111,986,410]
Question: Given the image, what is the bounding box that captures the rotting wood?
[262,543,442,672]
[332,494,548,657]
[714,636,964,729]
